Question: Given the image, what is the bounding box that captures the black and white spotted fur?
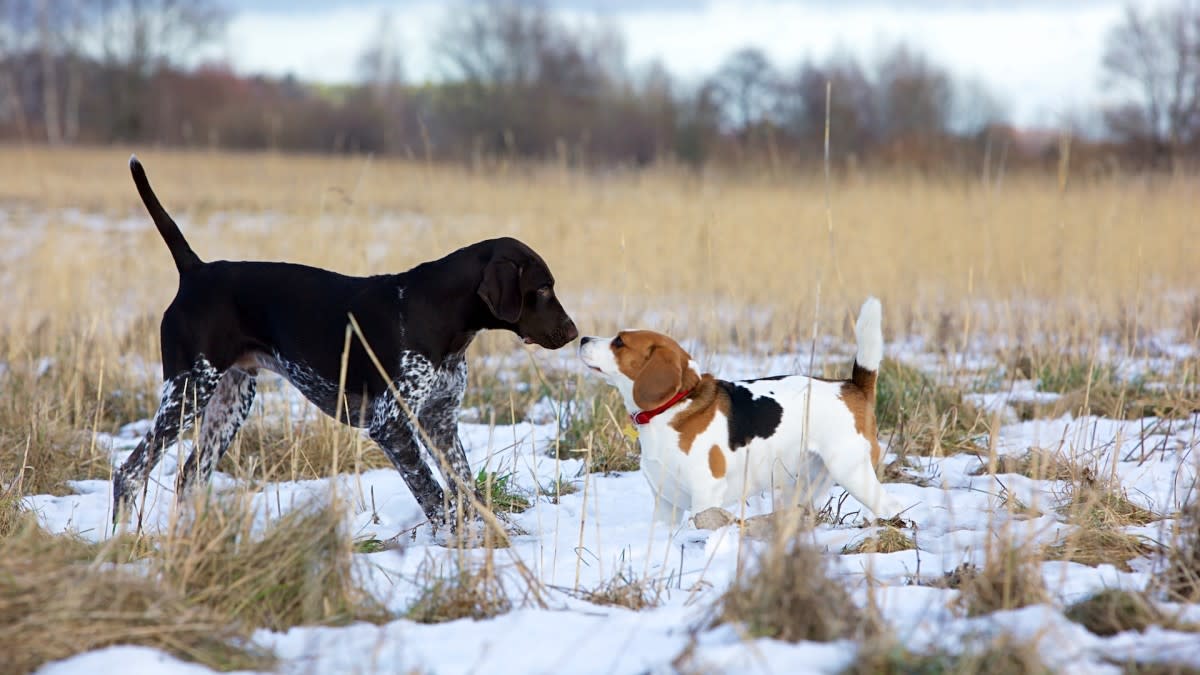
[112,157,578,532]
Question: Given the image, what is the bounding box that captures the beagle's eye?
[612,335,624,349]
[537,285,552,298]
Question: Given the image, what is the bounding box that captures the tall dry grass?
[1,146,1196,349]
[1,146,1197,670]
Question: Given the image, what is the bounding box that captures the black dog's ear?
[478,259,523,323]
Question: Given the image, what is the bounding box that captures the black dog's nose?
[565,323,579,342]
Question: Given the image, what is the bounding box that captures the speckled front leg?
[368,351,449,526]
[370,392,446,525]
[419,356,480,518]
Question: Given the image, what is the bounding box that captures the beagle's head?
[579,330,701,412]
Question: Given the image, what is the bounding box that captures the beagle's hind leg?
[819,436,904,519]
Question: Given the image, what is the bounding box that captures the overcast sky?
[217,0,1169,129]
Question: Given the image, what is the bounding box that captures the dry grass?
[579,565,664,611]
[716,533,879,642]
[156,493,391,631]
[842,526,917,554]
[1044,527,1158,572]
[217,405,393,483]
[557,386,641,474]
[1058,469,1162,528]
[1024,352,1200,420]
[970,448,1080,482]
[476,469,532,513]
[1114,662,1200,675]
[845,634,1051,675]
[913,562,981,590]
[1064,589,1193,636]
[1163,500,1200,602]
[1,147,1198,669]
[4,147,1195,503]
[405,554,513,623]
[876,358,986,456]
[953,540,1049,617]
[0,491,273,674]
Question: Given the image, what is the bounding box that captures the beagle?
[578,298,904,524]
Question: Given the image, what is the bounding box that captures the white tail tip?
[855,296,883,371]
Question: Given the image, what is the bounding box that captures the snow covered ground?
[23,339,1200,675]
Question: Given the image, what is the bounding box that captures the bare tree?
[356,10,405,152]
[0,0,34,138]
[953,77,1009,136]
[358,10,404,94]
[779,52,878,156]
[874,44,953,141]
[709,47,777,134]
[93,0,228,140]
[434,1,624,158]
[1101,2,1200,156]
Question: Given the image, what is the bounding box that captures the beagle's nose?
[580,336,594,345]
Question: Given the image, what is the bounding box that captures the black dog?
[113,157,577,530]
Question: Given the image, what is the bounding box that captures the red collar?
[630,390,691,425]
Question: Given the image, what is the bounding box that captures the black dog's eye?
[537,285,552,298]
[612,335,624,349]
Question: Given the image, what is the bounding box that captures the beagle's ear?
[478,259,523,323]
[633,347,683,411]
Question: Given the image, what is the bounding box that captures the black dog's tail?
[129,155,202,273]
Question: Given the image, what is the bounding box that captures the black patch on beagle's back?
[717,380,783,450]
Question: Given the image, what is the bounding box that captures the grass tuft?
[476,469,532,513]
[1058,470,1161,528]
[1064,589,1181,636]
[581,566,663,611]
[406,555,513,624]
[157,494,391,631]
[971,448,1079,482]
[558,387,641,474]
[0,496,274,674]
[1112,662,1200,675]
[845,635,1051,675]
[876,358,985,456]
[1044,528,1157,572]
[217,408,392,483]
[842,526,916,554]
[1163,499,1200,602]
[716,534,878,642]
[953,542,1048,617]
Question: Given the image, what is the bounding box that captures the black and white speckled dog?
[112,157,578,530]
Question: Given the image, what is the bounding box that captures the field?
[2,146,1199,674]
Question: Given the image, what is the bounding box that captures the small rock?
[692,507,736,530]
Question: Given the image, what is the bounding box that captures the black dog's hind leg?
[112,356,220,524]
[177,369,257,500]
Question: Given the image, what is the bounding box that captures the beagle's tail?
[852,297,883,396]
[129,155,202,273]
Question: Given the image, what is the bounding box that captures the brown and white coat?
[579,298,904,524]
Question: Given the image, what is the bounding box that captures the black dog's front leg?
[418,356,481,516]
[367,373,452,527]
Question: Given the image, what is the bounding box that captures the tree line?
[1,1,1196,171]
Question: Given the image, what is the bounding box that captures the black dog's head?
[477,237,578,349]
